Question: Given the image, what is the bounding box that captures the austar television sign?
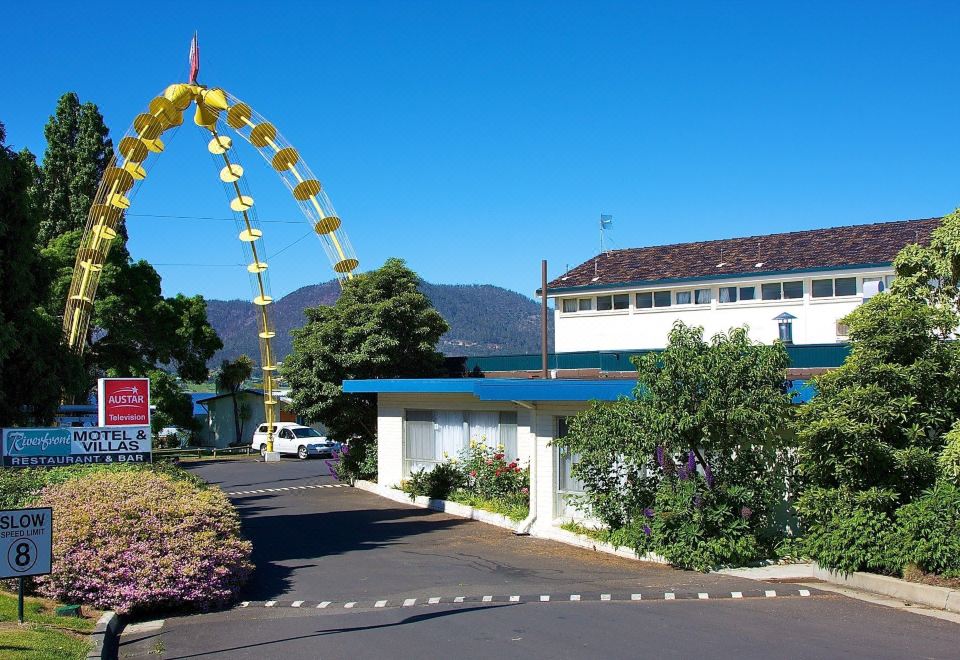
[98,378,150,426]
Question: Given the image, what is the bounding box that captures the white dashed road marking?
[225,483,349,496]
[245,588,820,612]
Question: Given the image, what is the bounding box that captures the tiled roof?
[548,217,939,292]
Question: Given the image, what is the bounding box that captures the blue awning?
[342,378,636,402]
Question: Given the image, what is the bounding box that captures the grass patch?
[447,491,529,522]
[560,520,608,541]
[0,591,99,659]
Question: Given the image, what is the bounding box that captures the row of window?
[561,275,891,314]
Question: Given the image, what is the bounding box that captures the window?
[718,286,737,303]
[836,321,850,338]
[761,282,781,300]
[654,291,672,307]
[562,298,577,313]
[695,288,711,305]
[578,298,593,311]
[782,281,803,299]
[813,277,856,298]
[556,418,584,493]
[739,286,756,301]
[812,279,834,298]
[596,295,613,311]
[884,275,895,288]
[279,428,293,439]
[676,291,692,305]
[613,294,630,310]
[636,292,652,309]
[834,277,856,296]
[404,410,519,476]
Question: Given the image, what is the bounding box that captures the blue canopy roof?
[342,378,636,402]
[343,377,816,404]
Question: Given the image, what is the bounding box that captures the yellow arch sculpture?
[62,83,360,452]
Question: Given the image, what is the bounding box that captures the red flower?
[495,469,502,476]
[469,470,477,477]
[494,453,504,461]
[508,462,517,469]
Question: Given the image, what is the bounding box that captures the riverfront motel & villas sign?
[1,377,153,467]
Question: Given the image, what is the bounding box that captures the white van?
[251,422,338,459]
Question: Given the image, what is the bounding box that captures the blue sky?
[3,1,959,301]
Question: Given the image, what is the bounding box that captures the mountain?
[205,280,554,366]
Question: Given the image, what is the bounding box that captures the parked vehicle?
[251,422,338,459]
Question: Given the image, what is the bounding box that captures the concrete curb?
[352,480,669,565]
[718,562,960,614]
[87,610,121,660]
[353,480,518,531]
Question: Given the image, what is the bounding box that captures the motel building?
[343,216,939,530]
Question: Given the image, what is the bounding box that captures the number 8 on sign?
[8,539,36,573]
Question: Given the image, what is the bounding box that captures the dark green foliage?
[283,258,449,452]
[0,121,83,425]
[556,322,792,570]
[406,463,465,500]
[889,483,960,578]
[36,93,112,246]
[648,477,765,572]
[333,438,378,484]
[794,487,897,575]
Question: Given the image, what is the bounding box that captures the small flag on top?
[600,214,613,228]
[189,32,200,84]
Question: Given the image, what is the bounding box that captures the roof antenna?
[754,241,765,268]
[716,246,727,268]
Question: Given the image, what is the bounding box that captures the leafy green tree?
[283,258,449,453]
[35,92,222,412]
[215,355,254,445]
[793,210,960,574]
[556,322,792,570]
[0,121,83,425]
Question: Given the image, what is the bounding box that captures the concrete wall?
[376,393,592,527]
[552,267,891,352]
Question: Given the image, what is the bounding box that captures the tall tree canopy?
[35,92,222,407]
[0,122,82,425]
[283,258,449,441]
[36,93,112,247]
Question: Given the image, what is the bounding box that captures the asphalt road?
[118,458,960,659]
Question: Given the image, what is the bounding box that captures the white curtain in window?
[468,411,500,449]
[435,411,465,459]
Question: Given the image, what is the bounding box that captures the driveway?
[118,459,960,659]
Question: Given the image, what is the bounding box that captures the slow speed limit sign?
[0,508,52,578]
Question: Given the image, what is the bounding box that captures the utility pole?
[541,260,549,379]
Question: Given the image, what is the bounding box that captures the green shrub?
[35,469,252,615]
[331,438,378,483]
[406,463,465,500]
[939,424,960,486]
[459,442,528,500]
[0,462,206,509]
[889,482,960,577]
[795,487,897,575]
[646,476,768,571]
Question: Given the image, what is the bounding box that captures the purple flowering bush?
[35,469,252,615]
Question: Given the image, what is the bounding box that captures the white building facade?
[547,218,938,352]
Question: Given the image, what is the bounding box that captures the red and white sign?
[97,378,151,427]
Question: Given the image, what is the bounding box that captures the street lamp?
[774,312,797,344]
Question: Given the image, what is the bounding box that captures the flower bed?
[9,464,253,616]
[401,440,530,521]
